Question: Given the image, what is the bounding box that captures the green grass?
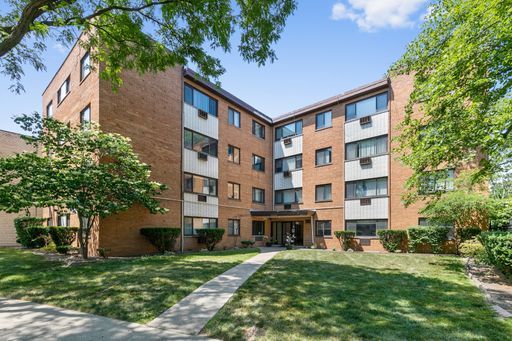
[0,247,257,323]
[204,250,512,340]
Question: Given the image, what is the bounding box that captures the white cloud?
[331,0,427,32]
[53,42,68,54]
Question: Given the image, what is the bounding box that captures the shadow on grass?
[205,253,512,340]
[0,248,256,323]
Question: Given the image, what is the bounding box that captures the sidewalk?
[148,247,282,335]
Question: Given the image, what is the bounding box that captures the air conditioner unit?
[197,151,208,160]
[198,109,208,119]
[284,203,292,209]
[359,116,372,125]
[360,198,371,206]
[283,170,291,177]
[197,194,207,202]
[283,137,292,145]
[359,157,372,166]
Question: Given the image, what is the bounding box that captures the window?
[316,221,332,236]
[228,182,240,200]
[227,145,240,164]
[184,217,218,236]
[184,129,218,157]
[228,219,240,236]
[345,92,388,120]
[275,154,302,173]
[57,214,70,227]
[315,184,332,202]
[346,220,388,237]
[419,169,455,194]
[252,187,265,203]
[80,105,91,127]
[346,177,388,199]
[252,154,265,172]
[228,108,241,128]
[252,120,265,139]
[80,51,91,81]
[46,101,53,118]
[184,173,217,196]
[275,120,302,141]
[184,84,218,116]
[346,135,388,160]
[275,188,302,204]
[252,221,264,236]
[57,76,70,103]
[316,111,332,130]
[315,147,332,166]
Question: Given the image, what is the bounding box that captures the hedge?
[408,226,451,254]
[456,227,482,244]
[197,228,225,251]
[334,231,355,251]
[14,217,48,248]
[377,230,407,253]
[48,226,78,254]
[241,240,255,248]
[140,227,181,253]
[479,232,512,274]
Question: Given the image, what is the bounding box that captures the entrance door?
[271,221,303,245]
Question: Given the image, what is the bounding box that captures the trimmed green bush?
[334,231,355,251]
[48,226,78,254]
[408,226,451,254]
[459,238,486,261]
[140,227,181,253]
[479,232,512,274]
[377,230,407,253]
[456,227,482,243]
[14,216,47,248]
[241,240,255,248]
[196,228,225,251]
[24,226,50,248]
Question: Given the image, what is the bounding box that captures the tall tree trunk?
[77,213,90,259]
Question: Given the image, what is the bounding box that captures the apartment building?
[42,41,450,255]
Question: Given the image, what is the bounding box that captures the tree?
[389,0,512,199]
[0,113,167,258]
[0,0,297,93]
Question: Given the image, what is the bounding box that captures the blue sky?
[0,0,428,134]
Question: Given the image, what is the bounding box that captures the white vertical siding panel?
[183,193,218,217]
[344,197,388,220]
[273,135,303,159]
[274,170,303,190]
[345,155,389,182]
[344,112,389,143]
[183,103,219,139]
[183,149,219,178]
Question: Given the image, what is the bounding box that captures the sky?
[0,0,429,134]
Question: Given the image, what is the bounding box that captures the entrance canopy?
[250,209,316,218]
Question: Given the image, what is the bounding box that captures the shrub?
[49,226,78,254]
[140,227,181,253]
[241,240,255,248]
[456,227,482,244]
[24,226,50,248]
[479,232,512,274]
[334,231,355,251]
[14,216,47,247]
[408,226,451,254]
[459,238,486,262]
[196,228,225,251]
[377,230,407,252]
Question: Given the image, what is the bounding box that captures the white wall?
[345,197,388,220]
[183,193,218,218]
[345,155,389,182]
[274,170,303,190]
[183,103,219,139]
[273,134,303,159]
[344,112,389,143]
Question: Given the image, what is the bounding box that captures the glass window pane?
[184,130,192,149]
[376,93,388,111]
[355,97,377,118]
[184,85,193,105]
[346,104,356,120]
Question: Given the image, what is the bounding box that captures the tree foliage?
[389,0,512,197]
[0,113,167,258]
[0,0,297,93]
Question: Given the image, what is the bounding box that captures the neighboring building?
[0,130,39,246]
[42,42,455,255]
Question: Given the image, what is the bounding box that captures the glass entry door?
[271,221,303,245]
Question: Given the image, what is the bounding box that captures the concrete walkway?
[148,247,282,335]
[0,298,214,340]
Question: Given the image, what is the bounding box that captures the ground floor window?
[184,217,218,236]
[228,219,240,236]
[57,214,70,227]
[252,221,265,236]
[315,220,332,236]
[345,219,387,237]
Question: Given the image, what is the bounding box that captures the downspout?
[180,68,185,253]
[310,214,314,247]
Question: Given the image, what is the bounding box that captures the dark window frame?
[315,111,332,130]
[345,91,389,121]
[80,104,91,127]
[184,216,218,236]
[315,147,332,166]
[184,128,218,157]
[228,107,241,128]
[315,220,332,237]
[275,119,303,141]
[227,182,241,200]
[252,154,265,172]
[184,83,219,117]
[274,187,303,204]
[345,135,388,161]
[275,154,302,173]
[184,172,218,197]
[315,183,332,202]
[228,219,241,236]
[345,219,388,237]
[80,51,91,81]
[252,187,265,204]
[46,101,53,118]
[227,145,240,164]
[345,177,388,199]
[252,120,266,139]
[252,221,265,236]
[57,76,70,104]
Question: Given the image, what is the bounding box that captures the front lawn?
[0,247,257,323]
[204,250,512,340]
